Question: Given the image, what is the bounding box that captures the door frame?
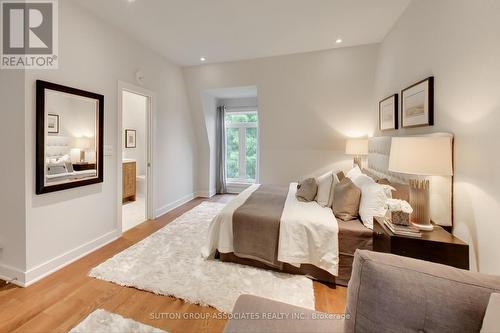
[117,81,156,232]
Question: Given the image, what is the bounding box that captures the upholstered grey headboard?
[366,133,453,227]
[46,136,71,160]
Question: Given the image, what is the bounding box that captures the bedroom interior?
[0,0,499,333]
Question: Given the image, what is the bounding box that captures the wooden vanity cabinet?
[123,161,136,202]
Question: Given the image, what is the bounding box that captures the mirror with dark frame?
[36,80,104,194]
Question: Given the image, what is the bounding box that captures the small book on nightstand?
[383,219,422,238]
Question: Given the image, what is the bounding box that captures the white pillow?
[346,165,363,180]
[315,172,333,207]
[351,174,387,229]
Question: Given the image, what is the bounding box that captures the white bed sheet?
[202,183,339,276]
[278,183,339,276]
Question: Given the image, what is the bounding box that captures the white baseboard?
[23,230,120,287]
[0,263,26,287]
[155,192,196,218]
[5,192,219,287]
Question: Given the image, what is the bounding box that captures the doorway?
[118,82,155,232]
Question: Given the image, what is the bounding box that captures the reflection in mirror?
[36,80,104,194]
[45,90,98,186]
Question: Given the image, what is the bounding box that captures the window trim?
[224,110,259,184]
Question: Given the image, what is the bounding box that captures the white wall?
[184,45,379,194]
[122,91,147,176]
[0,70,27,282]
[47,91,98,162]
[198,92,218,197]
[374,0,500,274]
[19,0,196,285]
[46,91,97,139]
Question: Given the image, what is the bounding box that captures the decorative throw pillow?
[296,178,318,202]
[346,165,363,180]
[377,178,409,201]
[336,171,346,181]
[351,174,387,229]
[481,293,500,333]
[376,178,391,185]
[362,168,379,181]
[332,178,361,221]
[328,174,340,208]
[315,172,334,207]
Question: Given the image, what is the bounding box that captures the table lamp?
[74,137,91,163]
[346,138,368,168]
[388,136,453,231]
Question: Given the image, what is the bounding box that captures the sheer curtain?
[216,106,227,194]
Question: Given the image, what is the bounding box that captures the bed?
[44,136,98,185]
[203,133,453,286]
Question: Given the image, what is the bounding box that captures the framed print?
[379,94,398,131]
[401,77,434,128]
[47,114,59,134]
[125,129,136,148]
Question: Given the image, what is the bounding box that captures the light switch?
[104,145,113,156]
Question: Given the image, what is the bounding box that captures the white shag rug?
[90,202,315,313]
[69,309,167,333]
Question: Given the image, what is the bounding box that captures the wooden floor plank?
[0,195,347,333]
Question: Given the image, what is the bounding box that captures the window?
[225,111,259,183]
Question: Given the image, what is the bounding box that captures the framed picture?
[125,129,136,148]
[401,77,434,128]
[47,114,59,134]
[379,94,398,131]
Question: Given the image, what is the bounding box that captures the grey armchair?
[346,250,500,332]
[225,250,500,333]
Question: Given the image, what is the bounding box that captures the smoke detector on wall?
[136,70,145,86]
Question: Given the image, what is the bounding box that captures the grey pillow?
[377,178,410,201]
[296,178,318,202]
[333,177,361,221]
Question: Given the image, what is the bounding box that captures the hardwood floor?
[0,195,347,333]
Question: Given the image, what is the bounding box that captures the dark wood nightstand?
[373,217,469,270]
[73,163,96,171]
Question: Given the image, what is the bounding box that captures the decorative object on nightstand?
[388,136,453,231]
[383,219,421,238]
[345,138,368,168]
[385,198,413,226]
[73,137,91,163]
[373,217,469,270]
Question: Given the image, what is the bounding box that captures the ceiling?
[74,0,410,67]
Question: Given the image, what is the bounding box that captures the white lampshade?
[345,138,368,155]
[389,137,453,176]
[73,137,91,150]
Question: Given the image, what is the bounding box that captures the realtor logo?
[1,0,58,69]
